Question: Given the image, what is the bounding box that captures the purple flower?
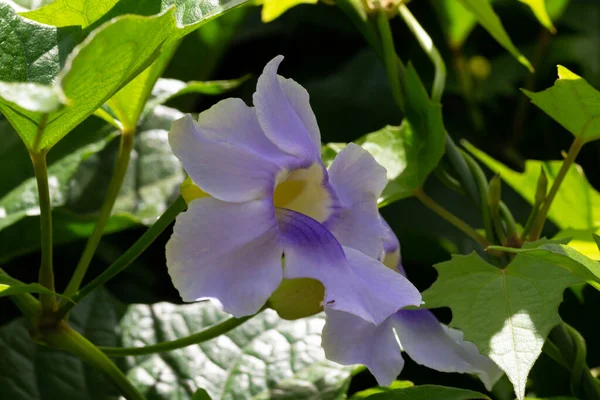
[322,220,502,389]
[165,56,421,324]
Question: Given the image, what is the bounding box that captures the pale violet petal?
[166,198,283,317]
[253,55,321,163]
[276,208,421,324]
[322,308,404,386]
[169,113,281,203]
[394,309,503,391]
[326,144,388,259]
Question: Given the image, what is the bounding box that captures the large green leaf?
[490,241,600,290]
[465,142,600,231]
[458,0,532,70]
[0,289,123,400]
[421,243,584,400]
[19,0,120,27]
[355,385,490,400]
[120,302,354,400]
[0,81,65,113]
[523,65,600,143]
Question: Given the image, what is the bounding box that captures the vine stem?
[31,151,56,311]
[61,130,135,302]
[376,10,405,111]
[100,314,254,356]
[43,322,145,400]
[414,188,491,248]
[53,196,187,320]
[397,3,446,103]
[528,138,584,240]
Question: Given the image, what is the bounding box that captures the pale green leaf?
[465,142,600,231]
[519,0,556,33]
[261,0,317,23]
[422,248,584,399]
[350,381,414,399]
[120,303,353,399]
[353,385,490,400]
[523,65,600,143]
[0,81,65,113]
[459,0,532,70]
[490,241,600,290]
[20,0,120,28]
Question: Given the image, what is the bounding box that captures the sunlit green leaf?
[350,381,414,399]
[261,0,317,23]
[490,241,600,291]
[465,142,600,231]
[353,385,490,400]
[20,0,120,28]
[458,0,532,70]
[523,65,600,143]
[422,243,584,400]
[519,0,556,33]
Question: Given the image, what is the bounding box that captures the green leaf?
[522,65,600,143]
[192,388,213,400]
[465,142,600,231]
[421,248,584,399]
[0,81,65,113]
[118,304,353,399]
[490,241,600,291]
[0,289,124,400]
[369,64,445,206]
[519,0,556,33]
[458,0,532,70]
[19,0,120,28]
[352,385,490,400]
[431,0,477,49]
[350,381,414,399]
[261,0,317,23]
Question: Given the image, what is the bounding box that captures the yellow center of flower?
[273,164,332,223]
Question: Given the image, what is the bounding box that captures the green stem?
[528,138,584,241]
[376,11,405,111]
[31,151,55,312]
[53,196,187,320]
[414,188,491,248]
[62,131,135,301]
[0,268,41,324]
[100,314,253,356]
[548,323,600,400]
[397,3,446,103]
[43,323,145,400]
[462,151,496,243]
[499,202,518,240]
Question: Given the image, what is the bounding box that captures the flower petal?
[276,208,421,324]
[166,197,283,317]
[326,144,388,259]
[253,55,321,163]
[322,308,404,386]
[393,309,503,390]
[169,112,281,203]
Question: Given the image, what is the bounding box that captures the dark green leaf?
[349,381,414,399]
[421,246,584,399]
[0,290,123,400]
[192,388,213,400]
[353,385,489,400]
[431,0,477,49]
[522,65,600,143]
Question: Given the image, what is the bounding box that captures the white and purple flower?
[165,56,421,324]
[322,220,503,389]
